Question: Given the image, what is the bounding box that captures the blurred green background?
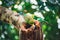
[0,0,60,40]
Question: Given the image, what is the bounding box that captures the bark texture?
[20,24,43,40]
[21,29,43,40]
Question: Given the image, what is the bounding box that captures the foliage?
[0,0,60,40]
